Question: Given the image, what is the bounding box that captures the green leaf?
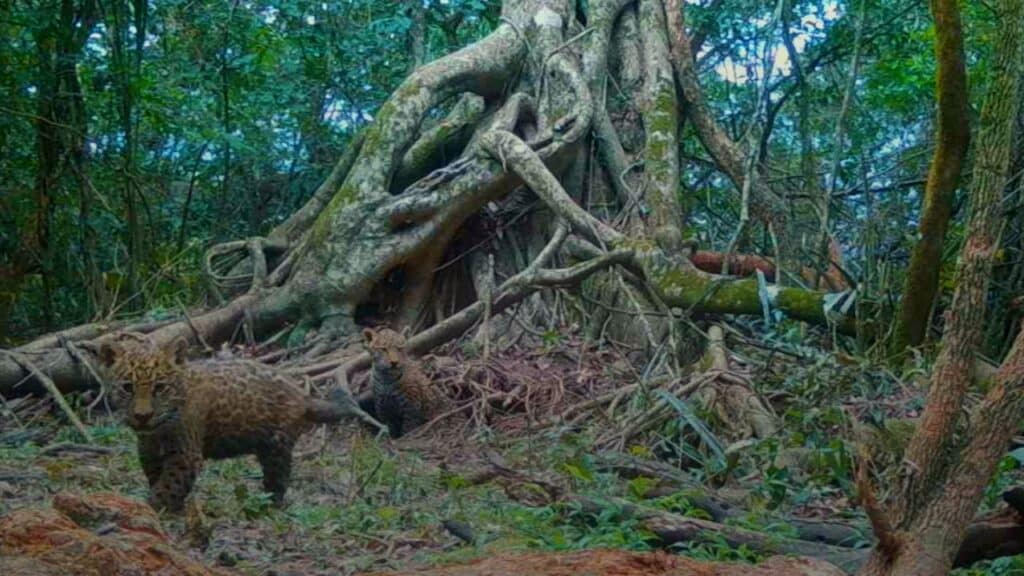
[657,390,726,469]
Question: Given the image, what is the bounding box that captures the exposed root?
[692,325,778,440]
[204,237,289,295]
[17,317,176,353]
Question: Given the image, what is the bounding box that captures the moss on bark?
[638,0,683,248]
[892,0,971,352]
[636,248,854,331]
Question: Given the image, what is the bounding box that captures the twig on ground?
[59,337,110,416]
[38,442,115,456]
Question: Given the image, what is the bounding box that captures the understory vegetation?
[0,335,1022,575]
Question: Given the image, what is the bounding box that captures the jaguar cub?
[98,338,357,512]
[363,328,448,437]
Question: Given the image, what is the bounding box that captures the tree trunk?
[108,0,144,313]
[409,0,427,70]
[1,0,99,340]
[858,0,1024,571]
[892,0,971,353]
[664,0,797,283]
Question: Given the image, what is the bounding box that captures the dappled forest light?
[1,0,1023,575]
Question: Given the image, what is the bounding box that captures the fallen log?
[955,491,1024,567]
[571,496,868,574]
[587,454,1024,570]
[594,453,865,547]
[689,242,850,291]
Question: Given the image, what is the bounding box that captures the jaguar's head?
[97,338,189,431]
[362,327,409,375]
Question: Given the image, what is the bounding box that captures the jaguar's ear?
[96,341,120,366]
[362,328,376,344]
[169,338,189,365]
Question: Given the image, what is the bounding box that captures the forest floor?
[1,323,1022,575]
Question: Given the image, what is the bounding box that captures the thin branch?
[2,351,92,442]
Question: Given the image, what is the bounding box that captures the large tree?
[0,0,849,395]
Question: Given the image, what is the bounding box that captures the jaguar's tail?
[307,386,389,435]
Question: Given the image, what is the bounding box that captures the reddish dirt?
[0,491,232,576]
[369,549,845,576]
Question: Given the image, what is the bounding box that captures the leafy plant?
[674,532,763,564]
[234,483,275,520]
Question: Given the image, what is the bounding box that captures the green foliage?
[510,500,658,551]
[953,555,1024,576]
[982,455,1022,511]
[758,464,793,509]
[658,390,727,471]
[559,459,596,485]
[648,492,714,519]
[541,329,565,349]
[0,0,498,341]
[806,438,854,487]
[675,532,764,564]
[625,476,659,500]
[234,484,276,520]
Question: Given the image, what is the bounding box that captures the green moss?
[644,89,677,168]
[354,80,424,162]
[616,236,659,252]
[651,264,848,331]
[650,268,761,314]
[308,177,362,249]
[774,288,827,323]
[647,87,678,136]
[357,118,388,160]
[306,83,415,244]
[643,86,680,220]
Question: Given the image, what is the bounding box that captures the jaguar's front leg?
[149,449,202,513]
[136,435,164,487]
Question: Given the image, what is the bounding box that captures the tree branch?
[663,0,795,278]
[480,129,622,246]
